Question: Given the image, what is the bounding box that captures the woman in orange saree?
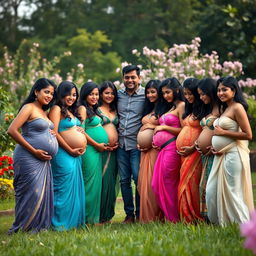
[137,80,163,223]
[176,78,204,223]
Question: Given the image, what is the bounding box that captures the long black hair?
[79,81,99,120]
[55,81,80,119]
[98,81,117,112]
[155,77,184,117]
[197,78,218,117]
[19,78,57,112]
[142,79,161,117]
[182,77,203,120]
[217,76,248,112]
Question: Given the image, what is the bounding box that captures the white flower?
[77,63,84,69]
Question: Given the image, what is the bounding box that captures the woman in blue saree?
[49,81,86,230]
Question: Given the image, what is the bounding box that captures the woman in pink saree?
[152,77,185,222]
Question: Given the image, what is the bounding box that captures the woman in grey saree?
[7,78,58,233]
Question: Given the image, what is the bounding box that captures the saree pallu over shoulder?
[206,140,254,225]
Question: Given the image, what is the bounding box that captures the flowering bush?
[240,210,256,254]
[116,37,256,98]
[0,156,14,179]
[0,41,87,109]
[0,112,15,155]
[0,178,14,200]
[0,156,14,200]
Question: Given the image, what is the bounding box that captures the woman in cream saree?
[206,77,254,225]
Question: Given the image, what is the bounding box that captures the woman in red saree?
[176,78,204,223]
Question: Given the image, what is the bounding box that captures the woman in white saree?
[206,76,254,225]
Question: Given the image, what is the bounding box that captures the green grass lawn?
[0,174,255,256]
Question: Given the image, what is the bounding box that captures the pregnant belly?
[60,127,87,149]
[86,126,108,144]
[104,123,118,147]
[137,129,154,149]
[212,135,235,152]
[176,127,200,152]
[27,134,58,157]
[153,130,174,148]
[197,129,214,154]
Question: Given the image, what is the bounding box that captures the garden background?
[0,1,256,255]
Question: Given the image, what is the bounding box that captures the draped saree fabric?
[152,113,181,222]
[81,116,108,224]
[98,110,119,223]
[206,116,254,225]
[9,118,58,233]
[138,114,163,222]
[51,117,85,230]
[176,115,203,223]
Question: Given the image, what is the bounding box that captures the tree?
[194,0,256,78]
[0,0,27,51]
[61,29,121,83]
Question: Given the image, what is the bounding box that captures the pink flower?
[240,210,256,254]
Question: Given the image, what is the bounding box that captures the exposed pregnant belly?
[60,127,87,149]
[137,129,154,149]
[103,123,118,147]
[197,128,214,154]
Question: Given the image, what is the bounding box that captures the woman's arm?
[214,103,252,140]
[7,104,52,160]
[154,102,185,136]
[154,125,181,136]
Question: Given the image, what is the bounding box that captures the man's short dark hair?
[122,65,140,76]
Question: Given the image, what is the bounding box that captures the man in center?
[117,64,145,223]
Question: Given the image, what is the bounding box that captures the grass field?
[0,173,255,256]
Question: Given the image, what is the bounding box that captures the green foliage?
[0,88,15,155]
[248,99,256,142]
[0,87,9,112]
[62,29,121,83]
[0,197,14,211]
[194,0,256,78]
[248,99,256,118]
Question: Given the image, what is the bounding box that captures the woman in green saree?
[78,82,108,224]
[98,81,119,223]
